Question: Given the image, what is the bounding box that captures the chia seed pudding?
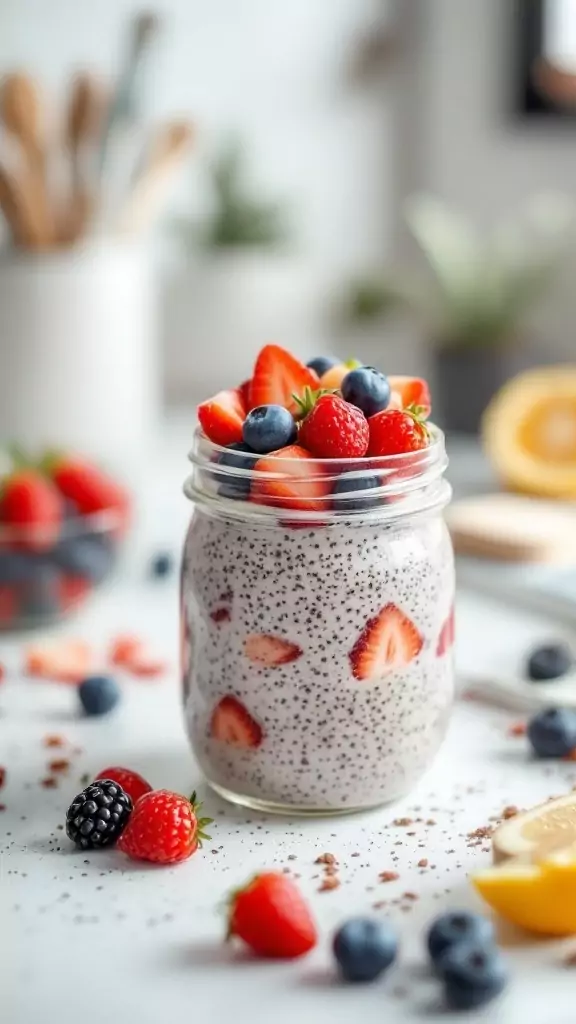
[181,429,454,814]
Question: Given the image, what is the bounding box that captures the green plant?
[344,194,575,350]
[174,139,289,250]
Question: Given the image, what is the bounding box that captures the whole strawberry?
[47,455,131,528]
[227,871,318,959]
[0,469,63,551]
[95,766,152,805]
[298,391,369,459]
[368,407,429,457]
[117,789,212,864]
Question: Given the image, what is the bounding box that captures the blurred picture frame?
[516,0,576,117]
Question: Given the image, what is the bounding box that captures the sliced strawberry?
[25,639,93,684]
[197,388,246,447]
[239,379,252,409]
[436,605,455,656]
[124,653,168,679]
[349,603,423,681]
[387,376,432,418]
[109,634,145,666]
[252,444,330,512]
[244,634,303,666]
[249,345,318,412]
[210,695,263,748]
[49,458,130,526]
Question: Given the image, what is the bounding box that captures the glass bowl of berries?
[0,450,131,630]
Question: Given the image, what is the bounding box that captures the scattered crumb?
[417,858,429,868]
[507,722,527,738]
[403,892,418,901]
[393,818,413,827]
[44,735,66,748]
[41,778,58,789]
[564,950,576,966]
[318,876,340,892]
[379,871,400,883]
[287,854,297,861]
[426,819,437,826]
[48,759,70,773]
[501,805,519,819]
[0,767,5,789]
[315,852,337,865]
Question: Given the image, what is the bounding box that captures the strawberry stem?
[292,386,338,419]
[189,790,213,845]
[405,403,430,441]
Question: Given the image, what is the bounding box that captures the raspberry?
[118,790,212,864]
[298,392,369,459]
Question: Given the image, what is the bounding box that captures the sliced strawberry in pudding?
[210,695,263,747]
[252,444,330,512]
[387,376,432,417]
[349,603,423,681]
[244,634,303,666]
[197,388,246,446]
[436,605,455,656]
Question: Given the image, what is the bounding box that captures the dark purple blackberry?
[66,780,133,850]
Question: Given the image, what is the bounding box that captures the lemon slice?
[482,366,576,498]
[492,792,576,863]
[473,856,576,936]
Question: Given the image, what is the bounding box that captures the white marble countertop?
[3,425,576,1024]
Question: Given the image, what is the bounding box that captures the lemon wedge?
[473,854,576,936]
[482,366,576,498]
[492,792,576,863]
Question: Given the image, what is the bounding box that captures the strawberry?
[249,344,318,413]
[349,602,423,681]
[244,634,302,666]
[124,653,168,679]
[25,639,93,683]
[298,392,369,459]
[239,378,252,408]
[436,605,455,656]
[197,388,246,447]
[210,695,263,748]
[319,359,362,390]
[252,444,330,512]
[387,376,431,418]
[95,766,153,804]
[49,456,130,525]
[367,408,429,457]
[109,634,144,666]
[58,576,92,610]
[118,789,212,864]
[227,871,318,959]
[0,469,63,551]
[0,586,17,626]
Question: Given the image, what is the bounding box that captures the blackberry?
[66,780,133,850]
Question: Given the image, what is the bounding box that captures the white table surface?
[3,425,576,1024]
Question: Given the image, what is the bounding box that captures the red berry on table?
[387,376,432,418]
[95,766,153,804]
[118,789,212,864]
[249,344,318,413]
[49,456,131,525]
[252,444,330,512]
[25,639,93,684]
[197,388,246,447]
[109,634,144,666]
[0,469,63,551]
[227,871,318,959]
[349,602,424,681]
[367,408,429,457]
[210,694,263,748]
[298,393,369,459]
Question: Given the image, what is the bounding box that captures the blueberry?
[427,911,494,968]
[341,366,391,417]
[216,442,257,500]
[0,551,37,585]
[440,942,508,1011]
[527,643,573,681]
[51,535,115,585]
[242,405,297,454]
[332,472,382,511]
[21,564,61,619]
[333,918,398,982]
[307,355,339,377]
[78,675,121,717]
[150,552,173,578]
[527,706,576,758]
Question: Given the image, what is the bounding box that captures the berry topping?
[436,605,455,656]
[341,366,391,417]
[210,694,263,748]
[227,871,318,958]
[527,707,576,758]
[25,639,93,683]
[48,456,130,524]
[332,472,382,512]
[427,911,495,968]
[387,375,432,417]
[95,766,152,804]
[242,404,297,454]
[0,469,63,551]
[244,634,303,666]
[215,442,257,500]
[252,444,330,511]
[197,388,246,447]
[526,642,573,682]
[306,355,338,377]
[440,942,508,1011]
[319,359,362,390]
[118,789,212,864]
[66,779,132,850]
[78,675,121,716]
[333,918,398,982]
[367,407,429,457]
[249,344,318,413]
[349,602,423,681]
[298,392,369,459]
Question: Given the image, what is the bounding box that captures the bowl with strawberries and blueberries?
[0,449,130,629]
[196,344,433,510]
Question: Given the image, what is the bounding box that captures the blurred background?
[2,0,576,629]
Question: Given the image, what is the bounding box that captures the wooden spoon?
[0,160,41,247]
[0,72,54,248]
[116,120,194,235]
[62,71,108,242]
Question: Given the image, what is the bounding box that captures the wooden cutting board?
[446,493,576,563]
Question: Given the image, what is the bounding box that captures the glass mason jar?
[181,428,454,815]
